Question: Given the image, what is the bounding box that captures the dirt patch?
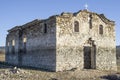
[0,64,118,80]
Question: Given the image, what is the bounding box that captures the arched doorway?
[84,38,96,69]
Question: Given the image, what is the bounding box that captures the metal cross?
[84,4,88,10]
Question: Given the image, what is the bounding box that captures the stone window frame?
[12,39,15,46]
[99,25,104,35]
[7,42,10,46]
[44,23,47,33]
[89,14,92,29]
[12,39,15,54]
[23,36,27,43]
[23,36,27,54]
[7,42,10,54]
[74,20,79,32]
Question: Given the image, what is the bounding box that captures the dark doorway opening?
[84,45,96,69]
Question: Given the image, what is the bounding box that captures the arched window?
[7,42,9,46]
[23,36,27,54]
[12,40,15,46]
[89,14,92,29]
[74,21,79,32]
[23,37,27,43]
[12,39,15,54]
[99,25,103,35]
[44,23,47,33]
[7,42,9,54]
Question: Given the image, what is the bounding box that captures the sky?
[0,0,120,46]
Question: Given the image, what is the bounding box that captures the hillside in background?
[0,46,5,54]
[0,46,5,61]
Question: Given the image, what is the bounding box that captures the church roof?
[60,10,115,25]
[8,9,115,32]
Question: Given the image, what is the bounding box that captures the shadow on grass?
[101,74,120,80]
[0,61,54,72]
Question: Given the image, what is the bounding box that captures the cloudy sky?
[0,0,120,46]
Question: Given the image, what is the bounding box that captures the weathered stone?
[5,9,117,71]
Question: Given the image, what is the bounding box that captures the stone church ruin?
[6,9,117,71]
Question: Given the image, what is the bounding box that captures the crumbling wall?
[6,30,20,64]
[56,10,117,71]
[21,18,56,71]
[6,17,57,71]
[6,10,117,72]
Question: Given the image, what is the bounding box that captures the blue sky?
[0,0,120,46]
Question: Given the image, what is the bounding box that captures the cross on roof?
[84,4,88,10]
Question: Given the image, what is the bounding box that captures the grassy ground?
[0,66,116,80]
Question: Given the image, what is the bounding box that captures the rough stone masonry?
[5,9,117,71]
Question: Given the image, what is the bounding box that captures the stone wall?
[6,17,57,71]
[6,10,117,71]
[6,30,19,64]
[56,10,117,71]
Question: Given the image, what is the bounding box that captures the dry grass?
[0,67,116,80]
[0,52,5,61]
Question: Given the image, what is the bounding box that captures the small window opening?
[12,40,15,54]
[7,42,9,46]
[89,14,92,29]
[74,21,79,32]
[23,37,27,53]
[99,25,103,35]
[44,23,47,33]
[7,42,9,54]
[23,37,27,43]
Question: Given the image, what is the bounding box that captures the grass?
[0,52,5,61]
